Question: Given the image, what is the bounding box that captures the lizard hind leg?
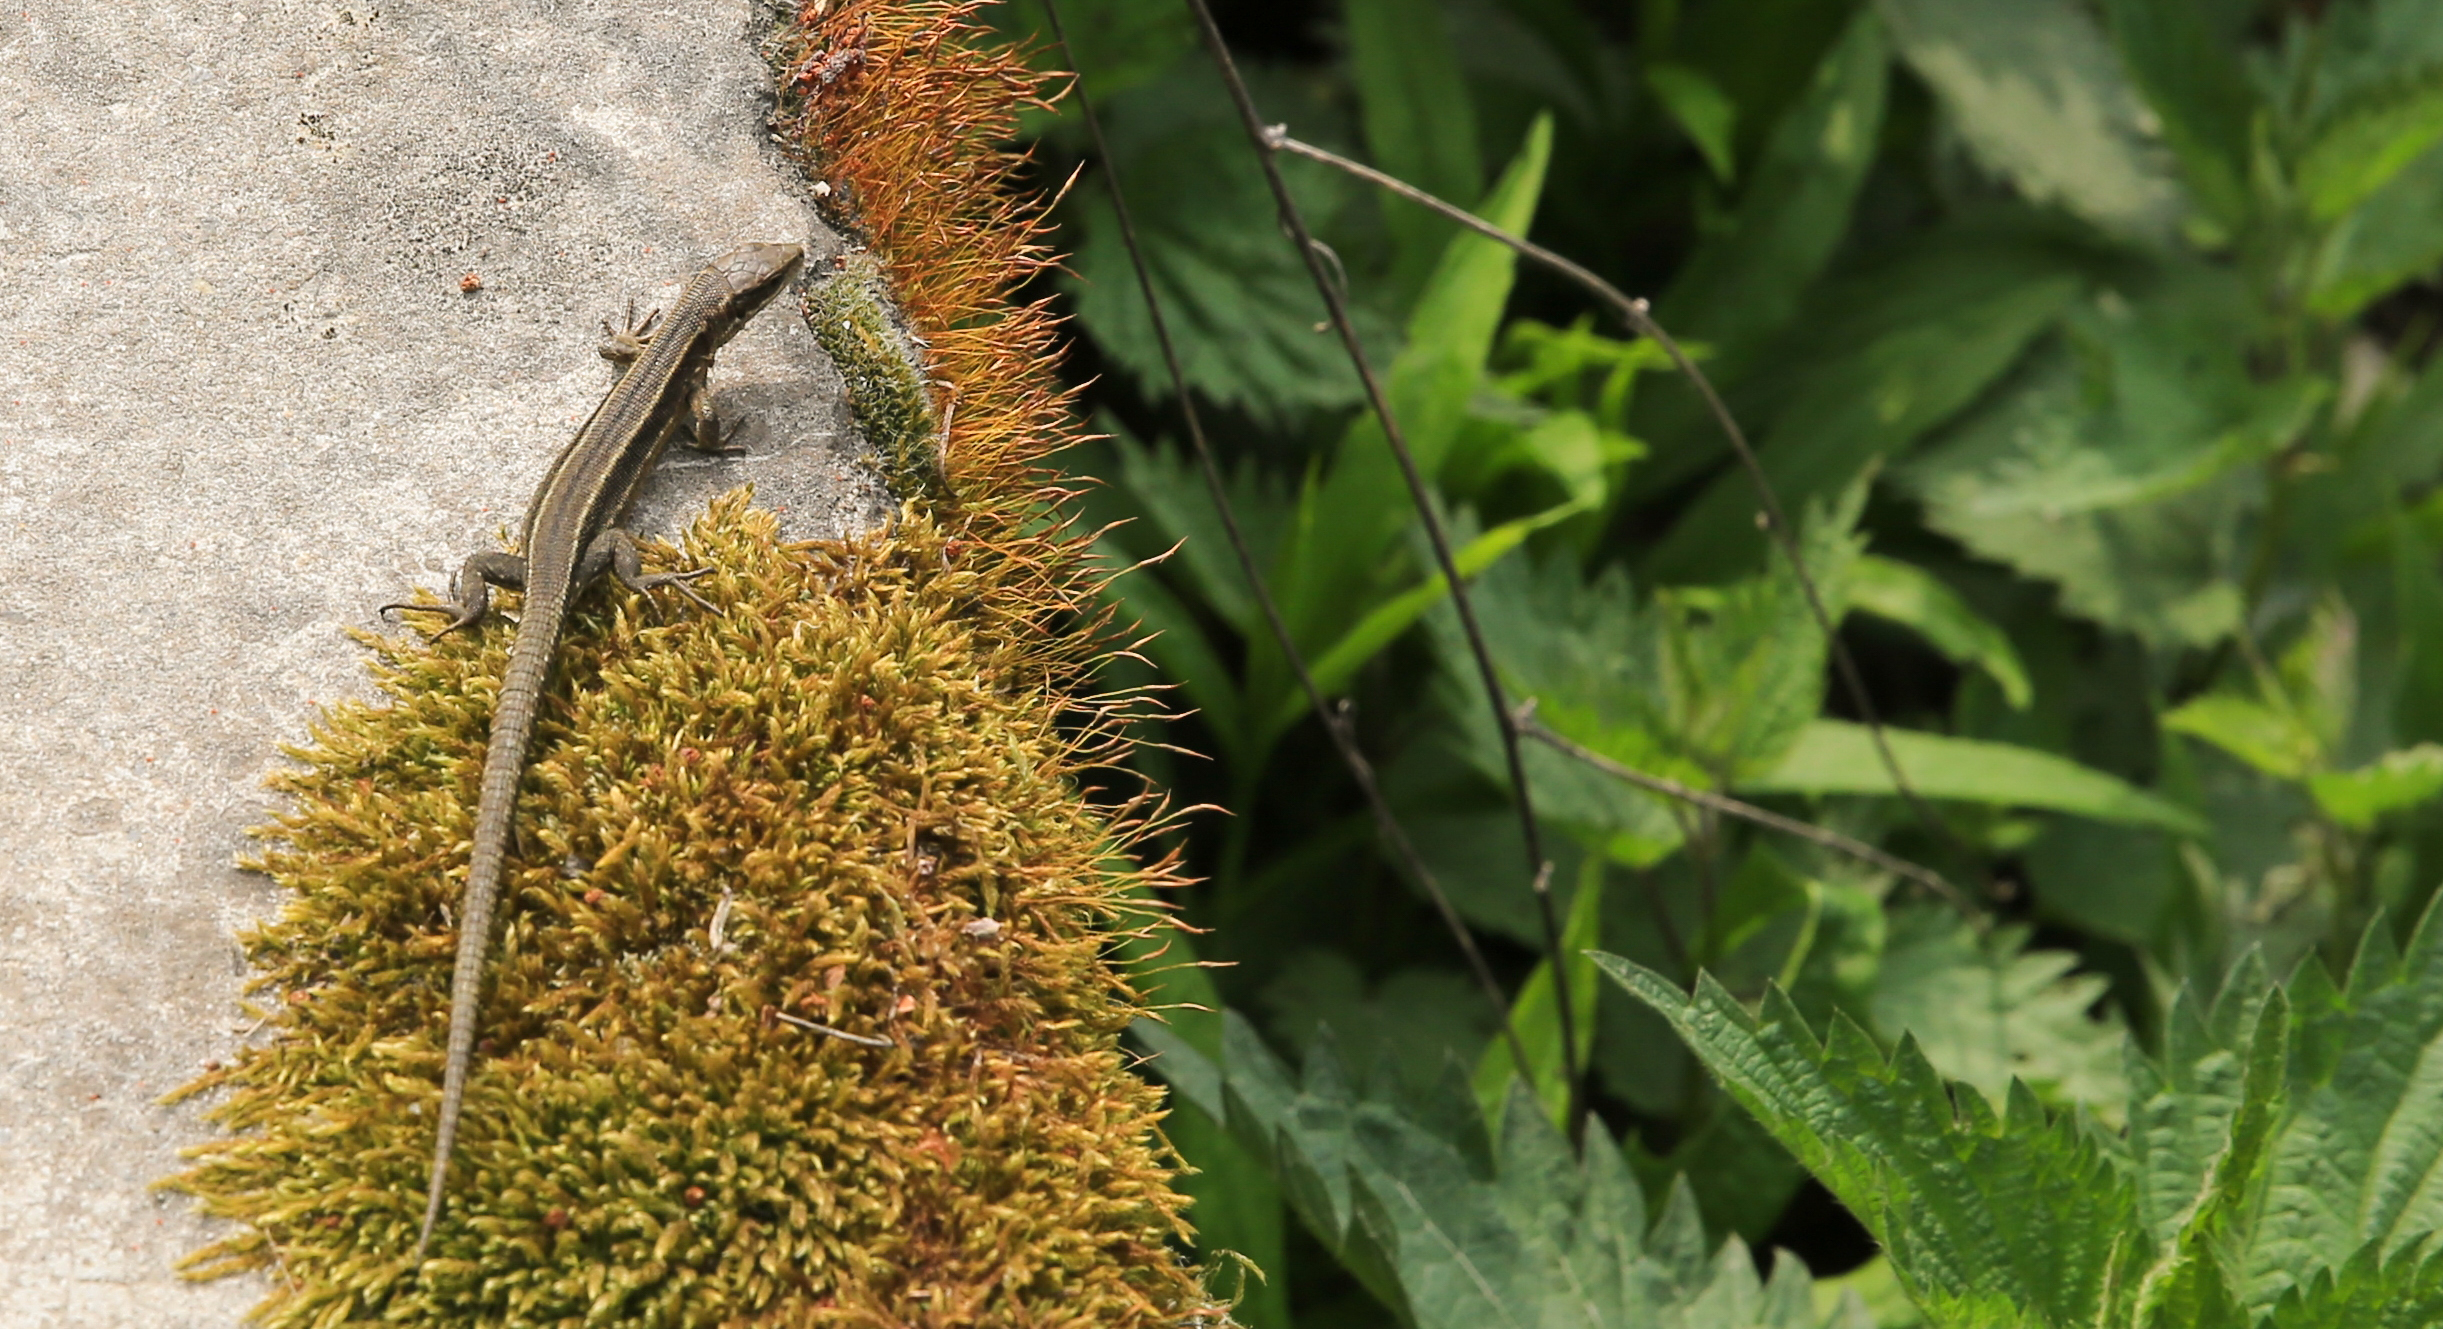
[678,379,754,456]
[579,528,718,614]
[378,550,527,639]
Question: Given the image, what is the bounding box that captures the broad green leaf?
[2297,70,2443,223]
[1437,484,1866,865]
[1603,895,2443,1325]
[1138,1010,1846,1329]
[1262,495,1587,742]
[2289,0,2443,129]
[1646,246,2080,583]
[1906,273,2323,516]
[1472,861,1603,1134]
[1065,65,1386,417]
[1345,0,1483,284]
[1848,554,2033,709]
[2163,694,2320,781]
[2306,142,2443,319]
[1868,907,2125,1118]
[1260,952,1498,1100]
[992,0,1195,104]
[2309,744,2443,829]
[1651,482,1866,780]
[2024,818,2181,948]
[1740,720,2210,836]
[2098,0,2256,228]
[1104,421,1289,635]
[1660,8,1889,359]
[1115,914,1291,1329]
[1648,62,1740,183]
[2163,594,2358,784]
[1596,960,2148,1328]
[1877,0,2186,245]
[1265,116,1553,662]
[1902,271,2326,649]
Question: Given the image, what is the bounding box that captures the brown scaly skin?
[381,241,806,1261]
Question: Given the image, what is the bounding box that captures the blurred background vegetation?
[978,0,2443,1322]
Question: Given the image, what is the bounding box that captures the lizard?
[381,241,807,1261]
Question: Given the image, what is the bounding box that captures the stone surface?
[0,0,886,1321]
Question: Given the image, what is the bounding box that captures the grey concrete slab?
[0,0,889,1321]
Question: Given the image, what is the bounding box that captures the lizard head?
[706,242,808,336]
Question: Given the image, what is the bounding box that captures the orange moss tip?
[770,0,1082,532]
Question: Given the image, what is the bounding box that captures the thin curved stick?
[1516,709,1973,913]
[1176,0,1584,1128]
[1039,0,1537,1088]
[1267,129,1983,896]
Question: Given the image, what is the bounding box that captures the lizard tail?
[415,596,561,1262]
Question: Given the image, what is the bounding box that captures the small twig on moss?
[1039,0,1539,1091]
[1265,128,1984,904]
[772,1009,896,1048]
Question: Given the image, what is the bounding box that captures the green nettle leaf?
[1660,7,1889,360]
[1646,239,2082,583]
[1876,0,2186,245]
[1903,273,2329,650]
[1344,0,1483,284]
[1868,907,2125,1118]
[1103,421,1290,637]
[2163,593,2360,785]
[1429,552,1690,866]
[2097,0,2256,229]
[1258,117,1554,673]
[993,0,1196,104]
[1136,1012,1857,1329]
[2163,694,2320,782]
[2306,142,2443,319]
[1647,62,1741,183]
[1260,951,1499,1096]
[1065,66,1385,418]
[2297,70,2443,224]
[1600,896,2443,1327]
[1739,720,2209,836]
[1435,482,1867,863]
[1848,554,2034,709]
[2309,744,2443,829]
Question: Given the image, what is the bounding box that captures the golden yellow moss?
[166,1,1215,1322]
[166,504,1201,1325]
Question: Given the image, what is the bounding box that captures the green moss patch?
[806,254,946,503]
[165,495,1199,1326]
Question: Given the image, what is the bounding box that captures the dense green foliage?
[998,0,2443,1323]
